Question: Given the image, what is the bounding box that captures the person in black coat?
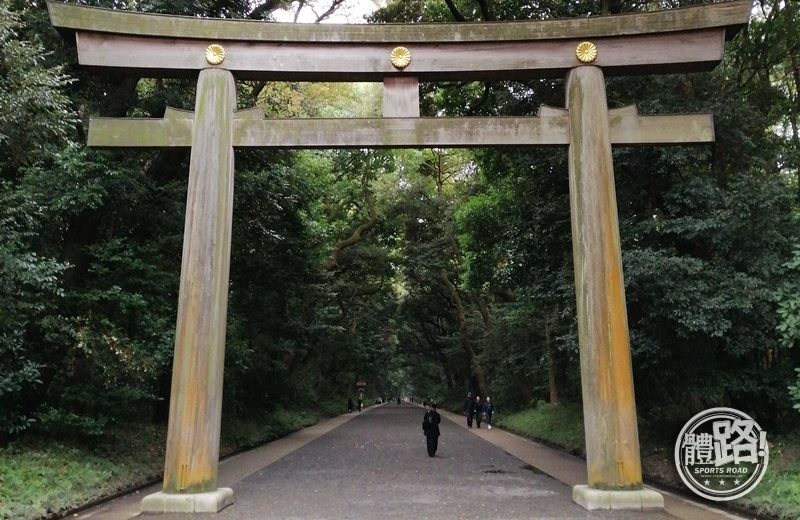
[422,402,442,457]
[463,392,474,428]
[473,395,483,428]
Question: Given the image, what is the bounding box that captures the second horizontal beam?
[88,112,713,149]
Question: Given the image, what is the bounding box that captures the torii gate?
[49,0,750,514]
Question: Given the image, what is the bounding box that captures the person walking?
[483,396,494,429]
[422,401,442,457]
[463,392,474,428]
[474,395,483,428]
[347,397,354,413]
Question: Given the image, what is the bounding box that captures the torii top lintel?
[48,1,750,82]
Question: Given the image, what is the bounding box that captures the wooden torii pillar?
[49,0,750,513]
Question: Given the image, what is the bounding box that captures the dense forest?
[1,0,799,514]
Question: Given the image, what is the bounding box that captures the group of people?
[421,392,495,457]
[463,392,494,429]
[346,397,363,413]
[347,395,404,413]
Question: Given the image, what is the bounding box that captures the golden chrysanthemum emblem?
[575,41,597,63]
[390,46,412,69]
[205,44,226,65]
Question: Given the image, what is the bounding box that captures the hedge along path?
[48,0,750,514]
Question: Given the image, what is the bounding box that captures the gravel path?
[153,403,678,520]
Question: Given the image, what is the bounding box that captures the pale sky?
[272,0,385,24]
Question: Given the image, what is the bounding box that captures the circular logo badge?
[674,407,768,501]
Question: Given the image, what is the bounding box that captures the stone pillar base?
[572,485,663,510]
[141,488,234,514]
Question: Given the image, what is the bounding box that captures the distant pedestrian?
[347,397,354,413]
[474,395,483,428]
[422,401,442,457]
[483,396,494,429]
[397,396,401,405]
[463,392,474,428]
[357,398,363,412]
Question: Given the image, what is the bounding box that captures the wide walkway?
[75,403,751,519]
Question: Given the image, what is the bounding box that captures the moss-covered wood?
[383,78,420,118]
[87,110,712,149]
[567,65,642,491]
[51,1,750,80]
[49,1,750,44]
[72,28,727,80]
[162,68,236,495]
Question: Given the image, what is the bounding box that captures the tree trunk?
[416,331,454,389]
[326,214,378,270]
[545,305,561,405]
[439,269,488,396]
[790,53,800,201]
[472,291,494,330]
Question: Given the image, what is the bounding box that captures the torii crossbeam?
[49,0,751,514]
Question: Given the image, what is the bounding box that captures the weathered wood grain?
[608,106,714,144]
[49,0,750,43]
[567,65,642,490]
[236,116,570,147]
[383,77,419,118]
[87,110,713,148]
[88,118,193,147]
[73,28,725,80]
[162,68,236,495]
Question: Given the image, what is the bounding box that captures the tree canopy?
[1,0,799,445]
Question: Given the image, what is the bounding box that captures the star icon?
[719,480,726,486]
[734,479,741,485]
[703,479,711,486]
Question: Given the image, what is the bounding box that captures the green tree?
[0,0,75,435]
[0,1,75,174]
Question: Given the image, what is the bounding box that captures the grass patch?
[0,407,327,520]
[495,403,800,520]
[1,446,121,519]
[0,426,163,520]
[220,407,320,452]
[735,434,800,520]
[495,402,585,455]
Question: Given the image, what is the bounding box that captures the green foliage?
[496,403,585,455]
[502,404,800,520]
[257,82,381,118]
[789,369,800,414]
[0,443,152,520]
[220,407,319,451]
[735,435,800,520]
[0,0,76,173]
[775,246,800,350]
[0,1,77,436]
[0,187,69,435]
[0,407,321,520]
[224,157,325,412]
[13,148,181,437]
[455,189,504,290]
